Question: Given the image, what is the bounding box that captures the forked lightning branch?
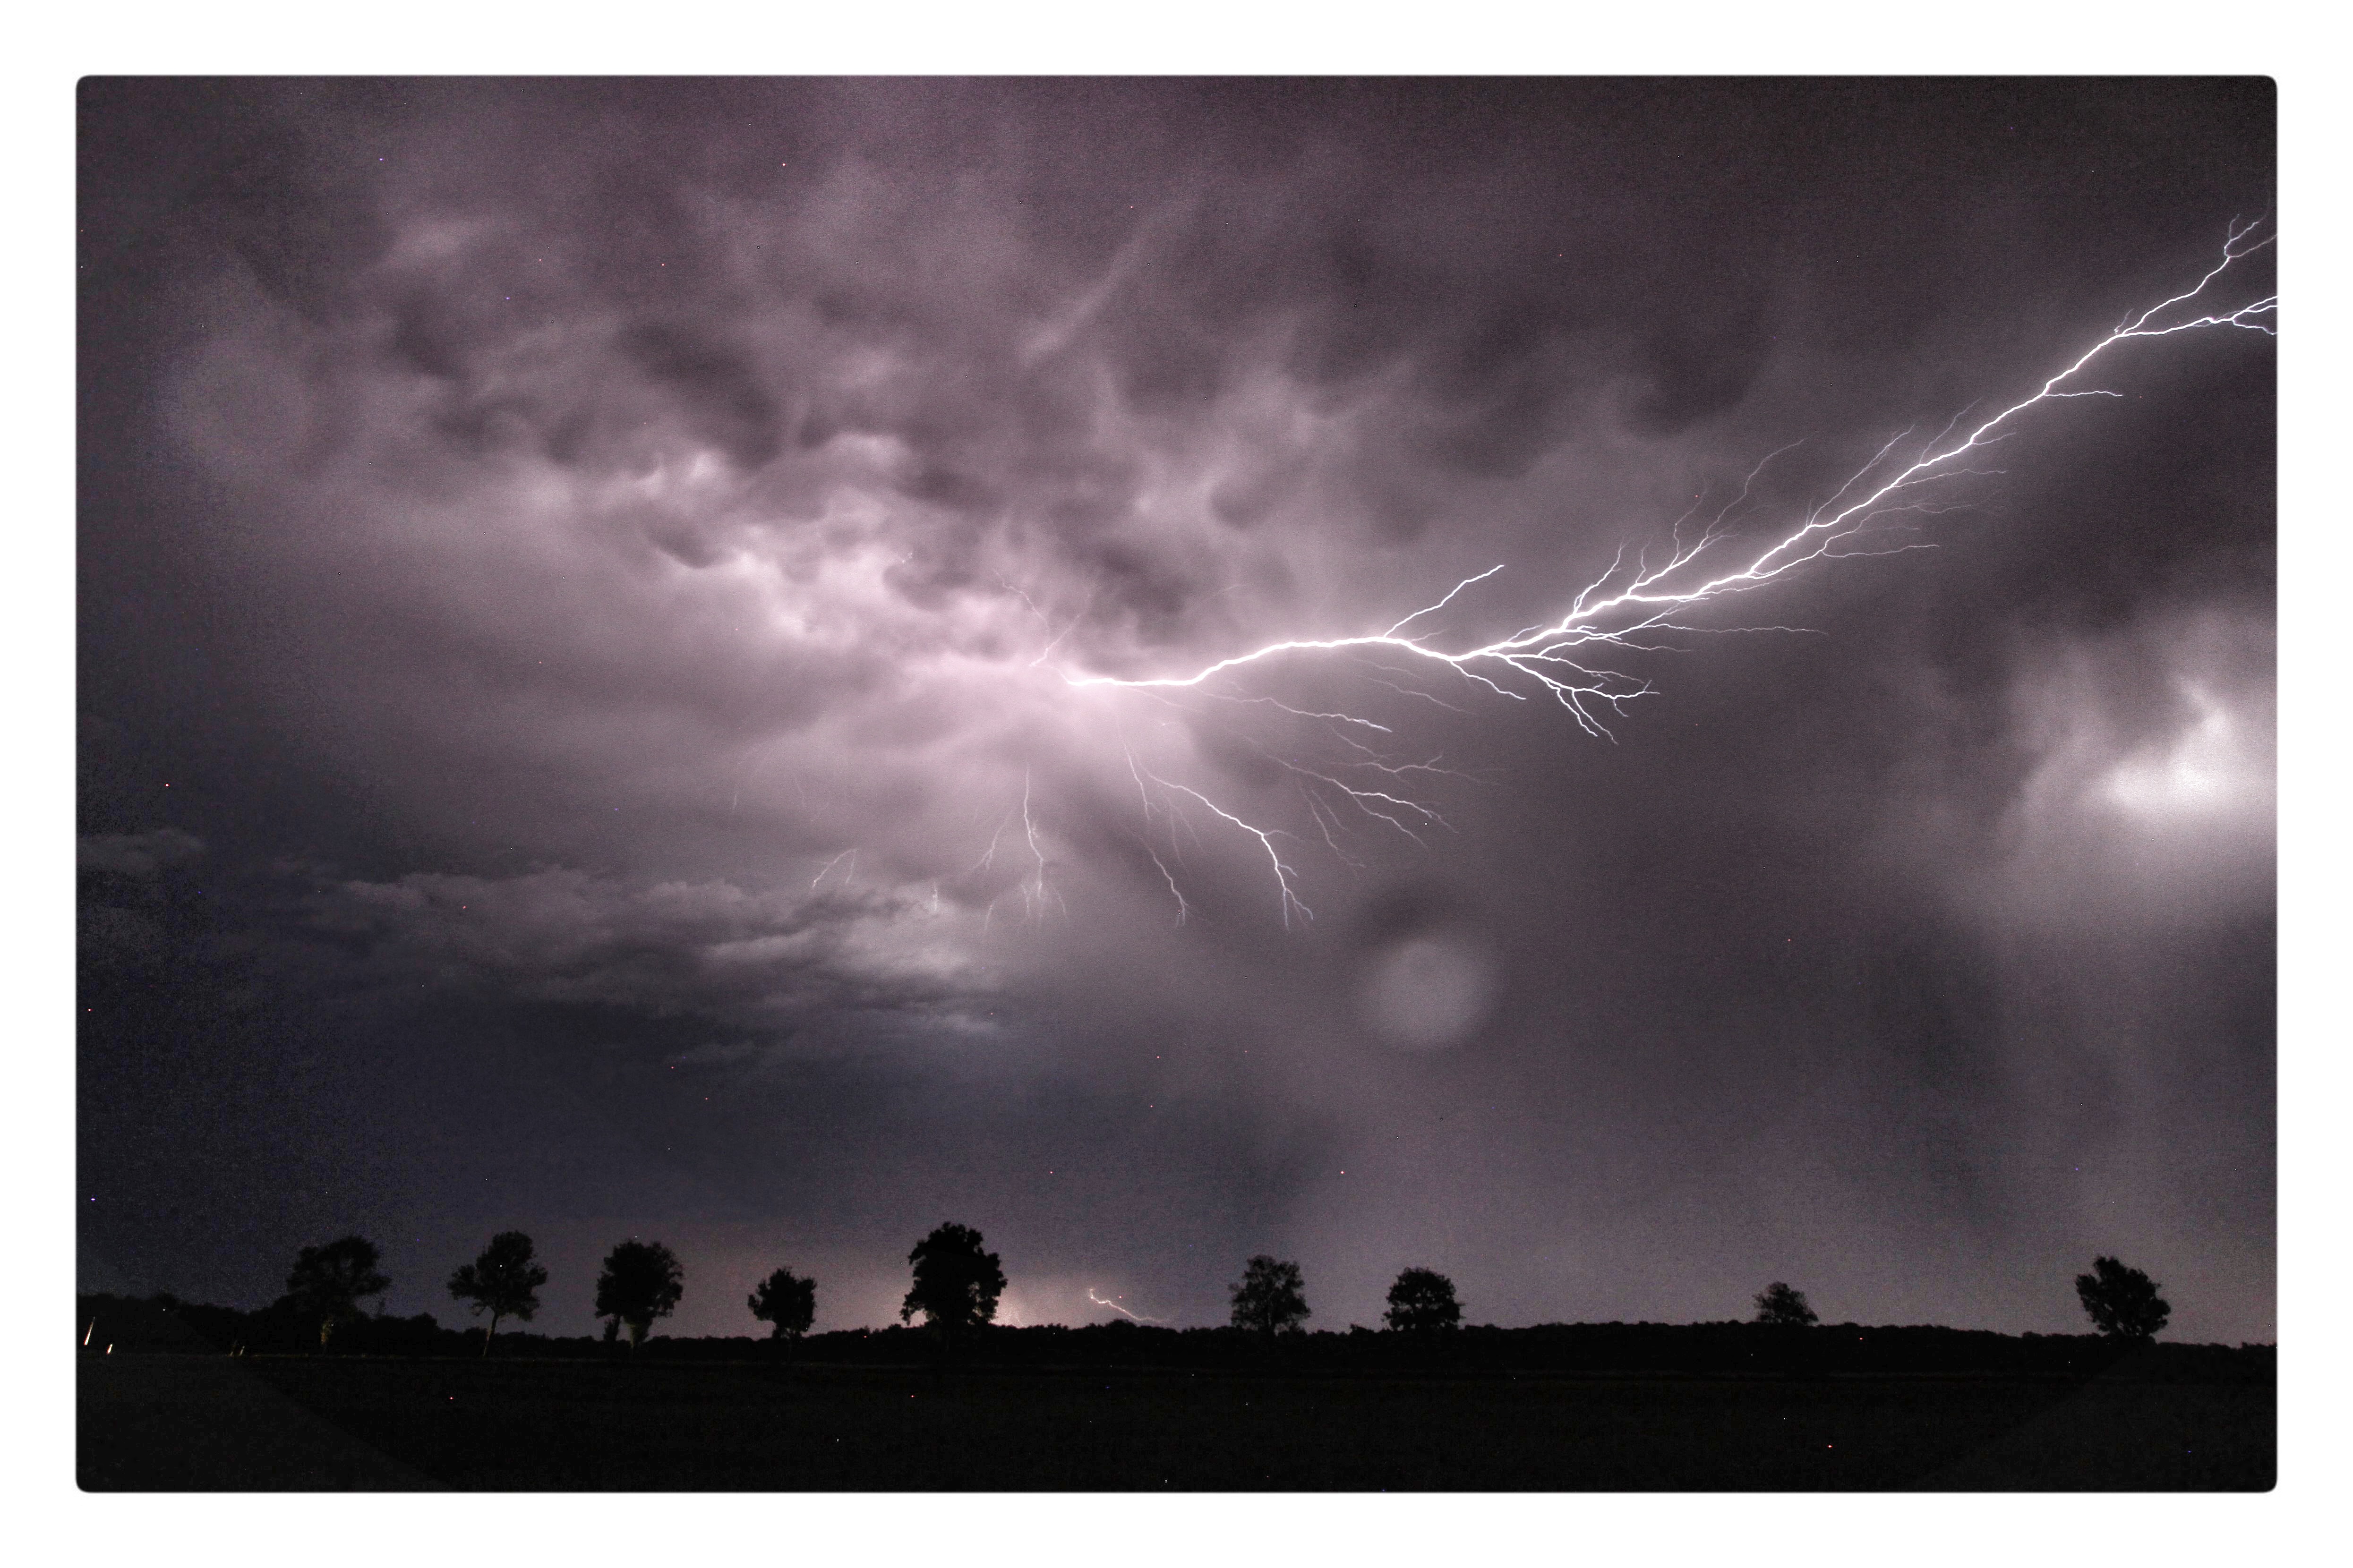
[854,225,2275,933]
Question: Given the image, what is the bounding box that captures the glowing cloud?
[1043,224,2275,927]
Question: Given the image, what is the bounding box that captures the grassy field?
[78,1353,2273,1491]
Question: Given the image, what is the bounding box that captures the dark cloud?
[79,78,2273,1341]
[79,827,205,878]
[618,320,787,470]
[301,867,988,1032]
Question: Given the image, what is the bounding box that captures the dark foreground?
[80,1354,2272,1491]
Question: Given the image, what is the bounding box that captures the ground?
[78,1354,2273,1491]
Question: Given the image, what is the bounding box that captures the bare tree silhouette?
[447,1231,548,1356]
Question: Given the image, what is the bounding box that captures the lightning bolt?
[1142,841,1190,926]
[1138,765,1311,928]
[810,847,856,892]
[1061,222,2274,727]
[1019,767,1065,922]
[1087,1288,1165,1324]
[1021,223,2271,922]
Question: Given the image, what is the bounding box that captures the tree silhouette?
[2075,1255,2170,1341]
[749,1265,818,1340]
[1753,1282,1819,1326]
[447,1231,548,1356]
[899,1223,1005,1336]
[595,1239,684,1347]
[1383,1266,1463,1331]
[285,1236,389,1348]
[1229,1255,1309,1337]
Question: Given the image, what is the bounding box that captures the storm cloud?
[79,79,2273,1341]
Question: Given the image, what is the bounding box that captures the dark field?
[79,1354,2273,1491]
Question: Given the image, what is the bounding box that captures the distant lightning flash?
[1019,768,1064,923]
[1087,1288,1164,1323]
[1031,224,2273,924]
[810,847,855,892]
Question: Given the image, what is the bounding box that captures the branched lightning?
[1272,756,1449,847]
[1142,841,1190,926]
[1188,689,1393,735]
[1137,765,1311,928]
[950,225,2272,934]
[1061,222,2274,736]
[1019,768,1063,922]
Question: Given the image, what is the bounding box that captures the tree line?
[266,1224,2175,1354]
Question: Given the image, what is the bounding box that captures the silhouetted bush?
[596,1239,684,1348]
[1753,1283,1819,1326]
[73,1291,2272,1386]
[284,1236,389,1348]
[2076,1256,2171,1341]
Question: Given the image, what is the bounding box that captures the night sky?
[77,78,2276,1343]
